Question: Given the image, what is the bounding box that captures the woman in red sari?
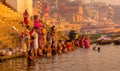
[23,10,29,26]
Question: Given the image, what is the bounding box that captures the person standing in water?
[84,36,90,49]
[79,35,85,47]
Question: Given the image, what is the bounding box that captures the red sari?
[23,12,29,25]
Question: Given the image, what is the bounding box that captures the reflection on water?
[1,44,120,71]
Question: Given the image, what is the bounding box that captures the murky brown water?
[0,44,120,71]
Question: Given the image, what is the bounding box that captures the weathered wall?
[17,0,33,16]
[5,0,33,16]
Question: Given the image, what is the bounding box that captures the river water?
[0,44,120,71]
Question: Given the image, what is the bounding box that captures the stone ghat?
[0,3,25,49]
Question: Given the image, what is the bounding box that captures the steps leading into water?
[0,3,25,49]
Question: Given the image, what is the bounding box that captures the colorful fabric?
[84,39,90,48]
[23,12,29,25]
[34,19,41,28]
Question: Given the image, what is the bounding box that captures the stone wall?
[17,0,33,16]
[5,0,33,16]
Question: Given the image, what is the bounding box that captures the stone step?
[2,39,13,44]
[0,3,24,49]
[0,33,4,37]
[0,45,3,49]
[0,37,9,40]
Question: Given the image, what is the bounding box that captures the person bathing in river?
[46,44,52,58]
[38,48,43,58]
[74,39,80,47]
[58,40,63,55]
[51,41,58,55]
[21,35,29,57]
[79,35,85,48]
[84,36,90,49]
[28,49,35,61]
[62,41,68,53]
[71,40,76,50]
[66,40,72,51]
